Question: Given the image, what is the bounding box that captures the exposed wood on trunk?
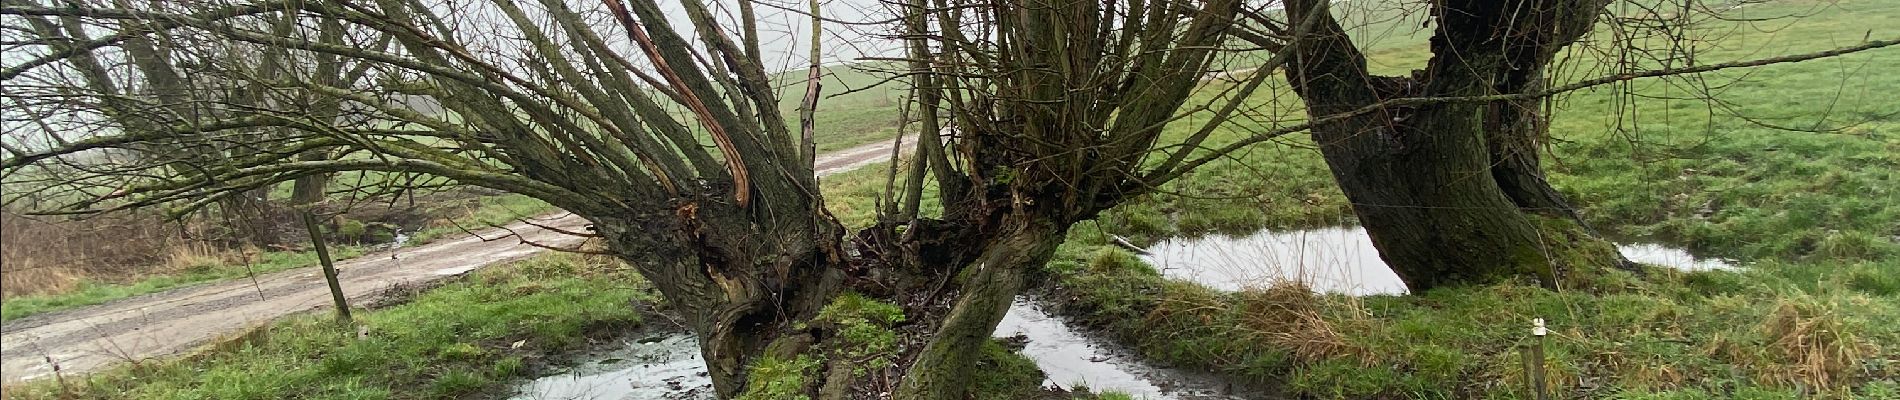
[605,0,752,207]
[799,0,823,171]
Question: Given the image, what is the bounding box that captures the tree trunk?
[1284,0,1624,292]
[220,189,280,246]
[588,196,847,399]
[894,220,1064,400]
[288,165,330,206]
[1307,101,1563,291]
[588,191,1074,400]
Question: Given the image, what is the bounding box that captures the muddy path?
[0,137,912,383]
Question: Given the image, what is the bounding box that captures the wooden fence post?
[1529,317,1548,400]
[301,211,352,324]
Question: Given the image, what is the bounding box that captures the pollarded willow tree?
[1278,0,1627,290]
[1219,0,1899,291]
[0,0,1279,397]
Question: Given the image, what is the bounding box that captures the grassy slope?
[785,63,907,153]
[821,0,1900,398]
[1096,1,1900,399]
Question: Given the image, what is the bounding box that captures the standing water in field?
[510,226,1733,399]
[513,302,1252,399]
[1140,226,1737,295]
[510,334,714,400]
[1615,243,1736,272]
[994,298,1255,399]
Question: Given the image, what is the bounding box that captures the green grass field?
[785,63,908,153]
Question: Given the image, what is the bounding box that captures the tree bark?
[588,193,847,398]
[1299,95,1564,291]
[587,184,1078,399]
[289,174,328,207]
[287,144,332,210]
[894,220,1064,400]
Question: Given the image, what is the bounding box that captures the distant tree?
[6,1,382,244]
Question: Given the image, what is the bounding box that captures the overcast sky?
[653,0,902,71]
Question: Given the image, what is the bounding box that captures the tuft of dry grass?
[160,242,235,274]
[1,210,177,297]
[0,209,255,298]
[1757,300,1871,390]
[0,263,79,298]
[1232,284,1363,364]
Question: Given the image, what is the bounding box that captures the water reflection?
[1140,226,1735,295]
[510,334,713,400]
[1616,243,1735,272]
[995,299,1247,399]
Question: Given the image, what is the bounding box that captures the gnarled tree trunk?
[588,192,1073,399]
[1284,0,1628,292]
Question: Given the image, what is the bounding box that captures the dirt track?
[0,137,910,383]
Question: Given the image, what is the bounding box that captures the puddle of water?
[515,303,1242,400]
[391,230,411,249]
[1141,226,1735,295]
[510,227,1732,399]
[511,334,713,400]
[1616,242,1735,272]
[997,299,1247,399]
[1142,227,1403,296]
